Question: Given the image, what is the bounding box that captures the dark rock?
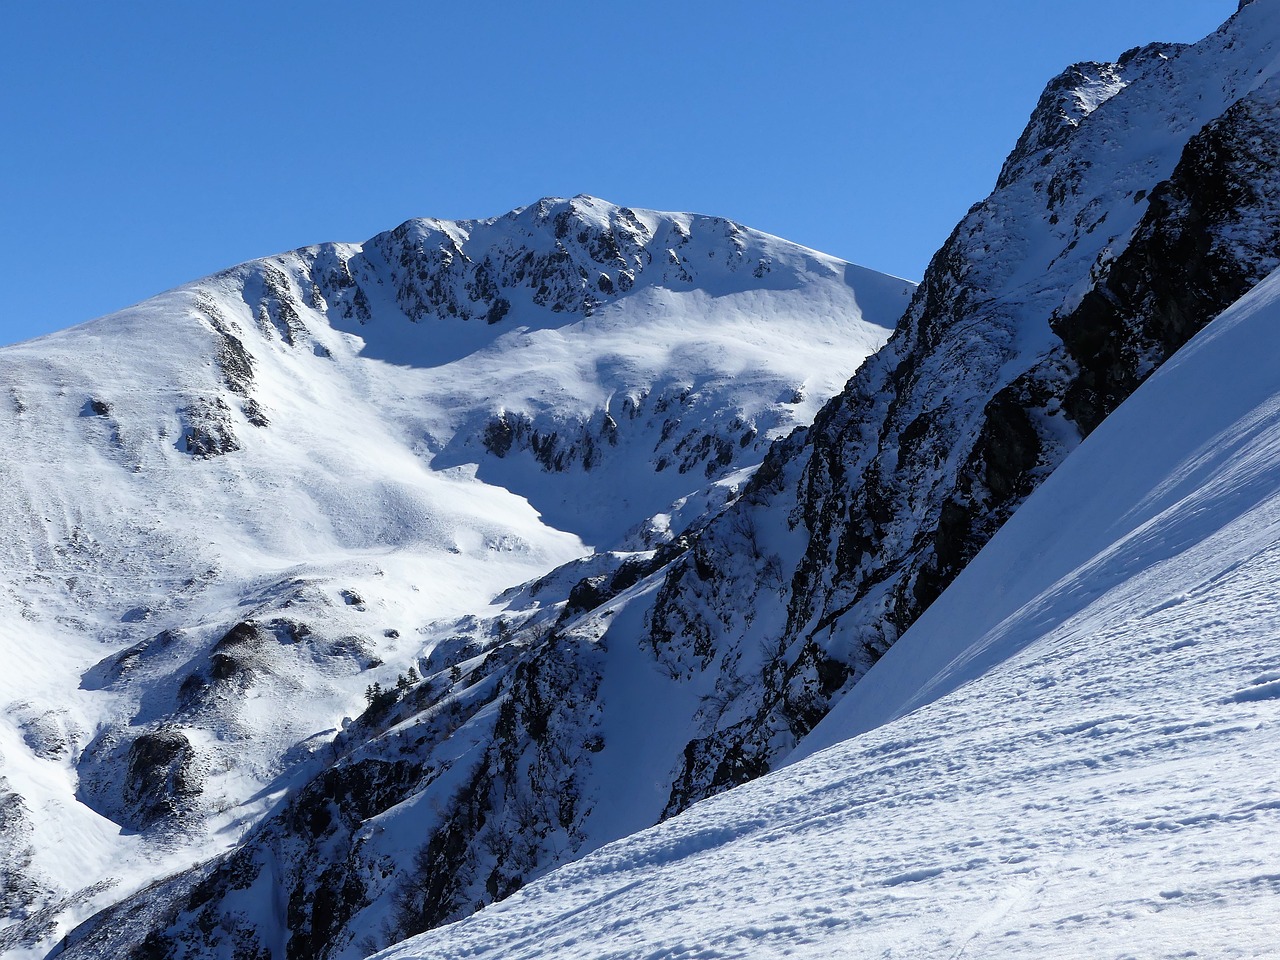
[212,621,261,653]
[638,41,1280,820]
[1056,91,1280,433]
[482,414,515,458]
[196,293,256,397]
[241,398,269,427]
[178,397,239,458]
[257,265,308,345]
[122,730,202,829]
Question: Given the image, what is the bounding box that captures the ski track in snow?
[374,271,1280,959]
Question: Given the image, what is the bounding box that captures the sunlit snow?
[0,198,908,954]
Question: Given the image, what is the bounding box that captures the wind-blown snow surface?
[376,267,1280,959]
[0,197,907,955]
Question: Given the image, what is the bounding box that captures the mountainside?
[614,0,1280,812]
[37,6,1280,960]
[0,198,907,958]
[10,6,1280,959]
[375,262,1280,960]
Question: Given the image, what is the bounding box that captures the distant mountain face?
[0,197,906,957]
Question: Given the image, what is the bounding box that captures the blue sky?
[0,1,1237,346]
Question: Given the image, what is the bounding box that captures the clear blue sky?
[0,1,1237,346]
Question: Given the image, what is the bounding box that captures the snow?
[327,198,912,547]
[374,267,1280,959]
[582,579,707,845]
[11,6,1280,952]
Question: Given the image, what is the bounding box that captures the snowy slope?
[371,259,1280,960]
[319,196,909,546]
[0,197,907,957]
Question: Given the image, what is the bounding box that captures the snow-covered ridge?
[265,194,911,545]
[0,197,907,957]
[995,41,1181,190]
[331,195,859,328]
[588,0,1280,818]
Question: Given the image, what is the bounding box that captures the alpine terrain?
[6,0,1280,958]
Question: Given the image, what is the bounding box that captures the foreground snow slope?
[376,268,1280,959]
[0,196,906,956]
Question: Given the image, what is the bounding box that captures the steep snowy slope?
[370,256,1280,960]
[0,197,907,957]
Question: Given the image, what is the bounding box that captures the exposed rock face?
[121,729,203,829]
[477,393,745,479]
[325,197,765,327]
[0,785,43,921]
[1054,88,1280,433]
[178,397,239,458]
[59,603,613,960]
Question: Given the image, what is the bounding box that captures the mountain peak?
[326,195,849,338]
[0,195,913,958]
[995,42,1182,191]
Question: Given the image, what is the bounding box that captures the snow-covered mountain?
[373,257,1280,960]
[10,2,1280,958]
[39,6,1276,960]
[0,197,907,958]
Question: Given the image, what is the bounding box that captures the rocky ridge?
[644,2,1280,811]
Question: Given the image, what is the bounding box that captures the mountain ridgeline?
[14,4,1280,960]
[647,6,1280,810]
